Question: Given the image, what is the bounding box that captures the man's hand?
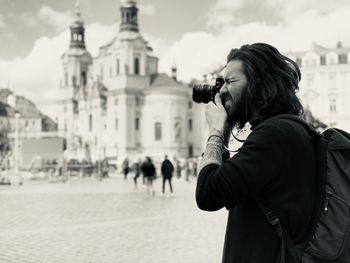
[205,93,228,135]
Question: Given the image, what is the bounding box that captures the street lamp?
[14,110,20,175]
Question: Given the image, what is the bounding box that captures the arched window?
[81,71,87,86]
[89,114,93,132]
[116,58,120,75]
[155,122,162,140]
[188,118,193,131]
[134,57,140,75]
[135,117,140,130]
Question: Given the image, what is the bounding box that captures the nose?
[219,83,228,95]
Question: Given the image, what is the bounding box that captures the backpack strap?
[257,202,294,263]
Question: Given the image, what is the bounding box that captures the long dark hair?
[227,43,303,128]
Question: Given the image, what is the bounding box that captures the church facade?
[57,1,205,162]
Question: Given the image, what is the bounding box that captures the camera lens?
[192,84,214,104]
[192,78,224,104]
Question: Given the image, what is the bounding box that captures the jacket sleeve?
[196,121,290,211]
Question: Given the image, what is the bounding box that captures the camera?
[192,77,224,104]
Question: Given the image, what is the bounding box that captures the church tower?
[59,1,92,151]
[120,0,139,32]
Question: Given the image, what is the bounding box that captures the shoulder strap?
[257,202,292,263]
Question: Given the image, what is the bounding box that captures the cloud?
[0,22,116,117]
[138,4,156,16]
[19,5,74,33]
[159,2,350,82]
[207,0,350,30]
[36,6,74,33]
[0,14,6,28]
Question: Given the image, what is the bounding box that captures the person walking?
[101,157,109,178]
[133,159,141,189]
[196,43,316,263]
[122,157,129,180]
[161,155,174,196]
[141,156,156,196]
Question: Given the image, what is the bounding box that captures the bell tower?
[59,1,92,144]
[120,0,139,32]
[70,2,86,48]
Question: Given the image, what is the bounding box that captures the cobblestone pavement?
[0,174,227,263]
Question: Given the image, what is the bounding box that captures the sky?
[1,0,350,114]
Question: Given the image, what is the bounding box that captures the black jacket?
[196,117,316,263]
[161,159,174,178]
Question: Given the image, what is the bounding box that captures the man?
[196,43,316,262]
[141,156,156,195]
[122,157,129,180]
[161,155,174,195]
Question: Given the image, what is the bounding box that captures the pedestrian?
[101,157,109,178]
[122,157,129,180]
[141,156,156,196]
[193,158,198,177]
[196,43,316,262]
[185,158,191,182]
[161,155,174,195]
[133,159,141,189]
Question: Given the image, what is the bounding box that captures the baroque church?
[57,0,205,162]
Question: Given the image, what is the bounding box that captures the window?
[135,117,140,130]
[338,54,348,64]
[134,57,140,75]
[188,118,193,131]
[73,100,78,114]
[188,144,193,157]
[100,64,104,80]
[115,118,118,130]
[320,55,326,65]
[72,76,76,86]
[81,71,87,86]
[296,58,302,67]
[116,58,120,75]
[329,97,337,113]
[65,72,68,86]
[89,114,93,132]
[155,122,162,140]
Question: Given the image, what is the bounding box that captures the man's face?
[220,60,248,127]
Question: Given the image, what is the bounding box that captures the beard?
[222,92,249,130]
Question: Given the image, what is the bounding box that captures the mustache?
[220,94,231,104]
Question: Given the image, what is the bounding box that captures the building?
[287,42,350,131]
[57,1,204,162]
[0,87,61,170]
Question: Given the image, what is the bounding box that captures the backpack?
[259,114,350,263]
